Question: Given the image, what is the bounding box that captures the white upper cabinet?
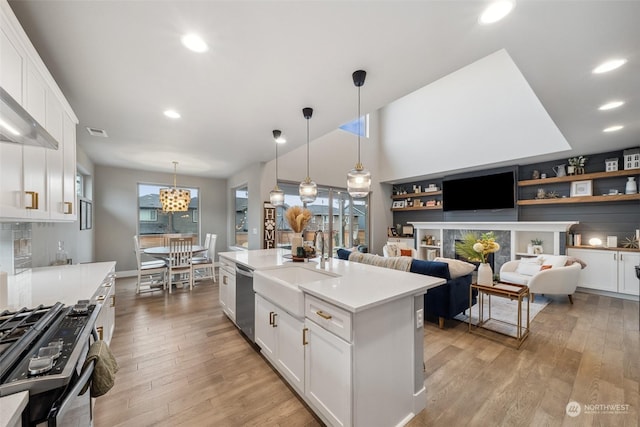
[0,0,78,222]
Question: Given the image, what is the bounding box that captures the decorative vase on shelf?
[625,177,637,194]
[477,263,493,286]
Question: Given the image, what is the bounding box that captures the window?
[275,182,369,256]
[137,184,199,245]
[339,114,368,138]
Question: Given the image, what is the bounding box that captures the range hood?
[0,86,58,150]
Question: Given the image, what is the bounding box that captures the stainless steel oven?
[0,301,100,426]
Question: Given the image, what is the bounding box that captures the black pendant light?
[299,107,317,203]
[347,69,371,198]
[269,130,285,206]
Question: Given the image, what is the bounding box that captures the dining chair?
[133,235,167,294]
[167,237,194,293]
[192,234,217,282]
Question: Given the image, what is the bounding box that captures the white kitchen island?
[219,249,445,427]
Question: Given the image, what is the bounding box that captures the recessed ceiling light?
[479,1,515,24]
[164,110,181,119]
[603,125,624,132]
[181,33,208,53]
[598,101,624,111]
[592,58,627,74]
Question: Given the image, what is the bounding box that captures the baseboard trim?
[576,287,639,301]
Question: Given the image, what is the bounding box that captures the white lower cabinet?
[568,248,640,296]
[255,295,305,392]
[219,261,236,322]
[304,318,351,427]
[93,269,116,344]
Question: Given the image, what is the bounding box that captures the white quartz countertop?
[220,249,445,313]
[0,390,27,427]
[1,262,116,311]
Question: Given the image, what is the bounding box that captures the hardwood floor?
[95,277,639,427]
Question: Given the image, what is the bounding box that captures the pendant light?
[299,107,317,203]
[160,161,191,212]
[269,129,285,206]
[347,69,371,198]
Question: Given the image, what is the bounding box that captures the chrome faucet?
[315,229,326,268]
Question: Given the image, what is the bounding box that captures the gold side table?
[469,282,530,348]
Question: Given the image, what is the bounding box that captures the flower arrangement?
[531,238,543,245]
[455,231,500,264]
[568,156,587,167]
[285,206,312,233]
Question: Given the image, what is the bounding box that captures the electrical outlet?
[416,308,423,328]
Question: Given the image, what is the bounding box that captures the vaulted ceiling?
[8,0,639,178]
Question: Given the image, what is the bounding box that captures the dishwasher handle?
[235,264,254,278]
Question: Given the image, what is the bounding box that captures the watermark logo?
[566,401,581,417]
[566,401,631,417]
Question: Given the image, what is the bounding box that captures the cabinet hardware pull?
[272,313,278,327]
[302,327,309,345]
[614,253,617,261]
[25,191,38,209]
[269,311,274,325]
[96,326,103,341]
[64,201,73,214]
[97,295,106,301]
[316,310,332,320]
[223,276,228,285]
[110,295,115,307]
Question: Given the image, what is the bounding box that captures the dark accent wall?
[393,147,640,244]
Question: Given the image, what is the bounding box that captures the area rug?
[454,294,551,335]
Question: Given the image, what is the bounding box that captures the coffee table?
[469,281,530,348]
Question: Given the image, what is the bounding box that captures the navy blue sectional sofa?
[337,249,476,328]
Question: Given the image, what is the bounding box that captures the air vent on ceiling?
[86,127,108,137]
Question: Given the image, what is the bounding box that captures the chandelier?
[160,161,191,212]
[347,69,371,198]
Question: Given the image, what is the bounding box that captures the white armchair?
[500,255,582,303]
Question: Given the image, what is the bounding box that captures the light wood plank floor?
[95,276,639,427]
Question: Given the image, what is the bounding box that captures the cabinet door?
[0,143,23,218]
[227,270,236,322]
[255,295,277,361]
[219,268,228,312]
[62,114,76,219]
[304,319,352,427]
[568,249,617,292]
[46,95,65,220]
[618,252,640,296]
[0,21,24,104]
[276,309,304,393]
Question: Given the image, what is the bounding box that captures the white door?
[618,252,640,296]
[255,295,277,361]
[275,309,304,393]
[568,248,617,292]
[304,319,352,427]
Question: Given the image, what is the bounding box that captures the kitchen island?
[219,249,445,427]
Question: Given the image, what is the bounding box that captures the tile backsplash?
[0,223,32,275]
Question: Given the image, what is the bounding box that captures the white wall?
[94,165,227,273]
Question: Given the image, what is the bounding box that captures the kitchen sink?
[254,266,336,317]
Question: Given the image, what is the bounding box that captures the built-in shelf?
[391,206,442,212]
[518,193,640,205]
[518,169,639,187]
[566,245,640,253]
[391,190,442,199]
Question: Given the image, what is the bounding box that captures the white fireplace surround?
[409,221,578,260]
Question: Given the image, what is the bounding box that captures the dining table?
[143,245,207,260]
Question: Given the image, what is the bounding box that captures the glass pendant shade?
[269,186,284,206]
[347,69,371,198]
[347,164,371,198]
[299,177,317,203]
[160,161,191,212]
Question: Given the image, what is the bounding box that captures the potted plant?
[567,156,587,175]
[530,238,544,254]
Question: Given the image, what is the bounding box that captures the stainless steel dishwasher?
[235,263,255,342]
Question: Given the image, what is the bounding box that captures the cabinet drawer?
[305,295,351,342]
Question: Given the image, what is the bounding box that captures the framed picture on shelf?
[387,227,398,237]
[392,200,406,209]
[570,180,593,197]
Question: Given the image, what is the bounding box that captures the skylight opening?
[340,115,369,138]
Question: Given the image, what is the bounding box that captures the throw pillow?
[540,265,553,271]
[400,248,413,257]
[434,257,475,278]
[515,258,543,276]
[410,259,451,280]
[537,255,568,268]
[565,256,588,269]
[385,244,399,257]
[337,248,352,260]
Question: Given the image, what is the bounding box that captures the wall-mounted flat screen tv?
[442,171,515,211]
